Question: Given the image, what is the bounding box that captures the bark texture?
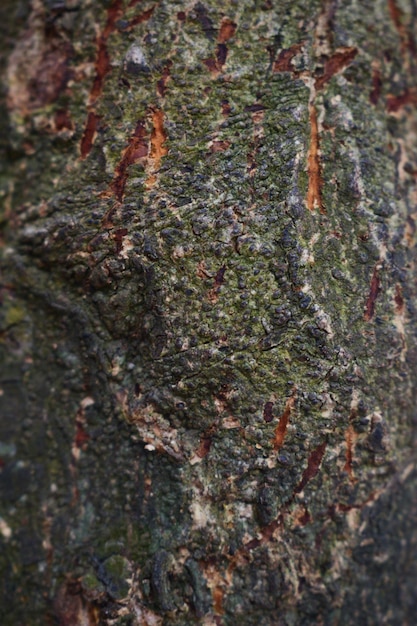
[1,0,417,624]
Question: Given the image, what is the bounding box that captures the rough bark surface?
[1,0,417,624]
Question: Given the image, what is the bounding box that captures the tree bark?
[1,0,417,624]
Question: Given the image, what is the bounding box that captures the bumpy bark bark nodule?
[1,0,417,624]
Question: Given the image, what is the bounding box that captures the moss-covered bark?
[1,0,417,624]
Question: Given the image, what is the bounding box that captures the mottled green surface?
[1,0,417,624]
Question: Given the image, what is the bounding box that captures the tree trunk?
[1,0,417,624]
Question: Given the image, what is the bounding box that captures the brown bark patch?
[218,18,237,43]
[273,391,296,451]
[75,422,89,449]
[90,39,111,104]
[157,60,173,98]
[273,42,304,74]
[306,104,325,213]
[344,424,357,482]
[195,436,213,460]
[80,0,123,156]
[245,517,283,551]
[388,0,404,31]
[54,108,74,132]
[53,581,99,626]
[192,423,218,461]
[196,260,210,279]
[387,0,416,57]
[90,0,124,104]
[213,586,225,615]
[105,0,124,34]
[208,266,226,303]
[145,109,168,189]
[215,43,228,68]
[314,47,358,91]
[203,50,228,76]
[149,109,168,163]
[111,119,148,201]
[295,441,327,494]
[386,88,417,113]
[203,56,219,76]
[394,283,405,315]
[370,65,382,105]
[404,216,416,248]
[114,228,129,254]
[293,506,311,527]
[364,264,381,321]
[210,140,231,153]
[73,399,94,454]
[124,5,156,31]
[80,112,100,160]
[203,16,236,76]
[221,100,231,116]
